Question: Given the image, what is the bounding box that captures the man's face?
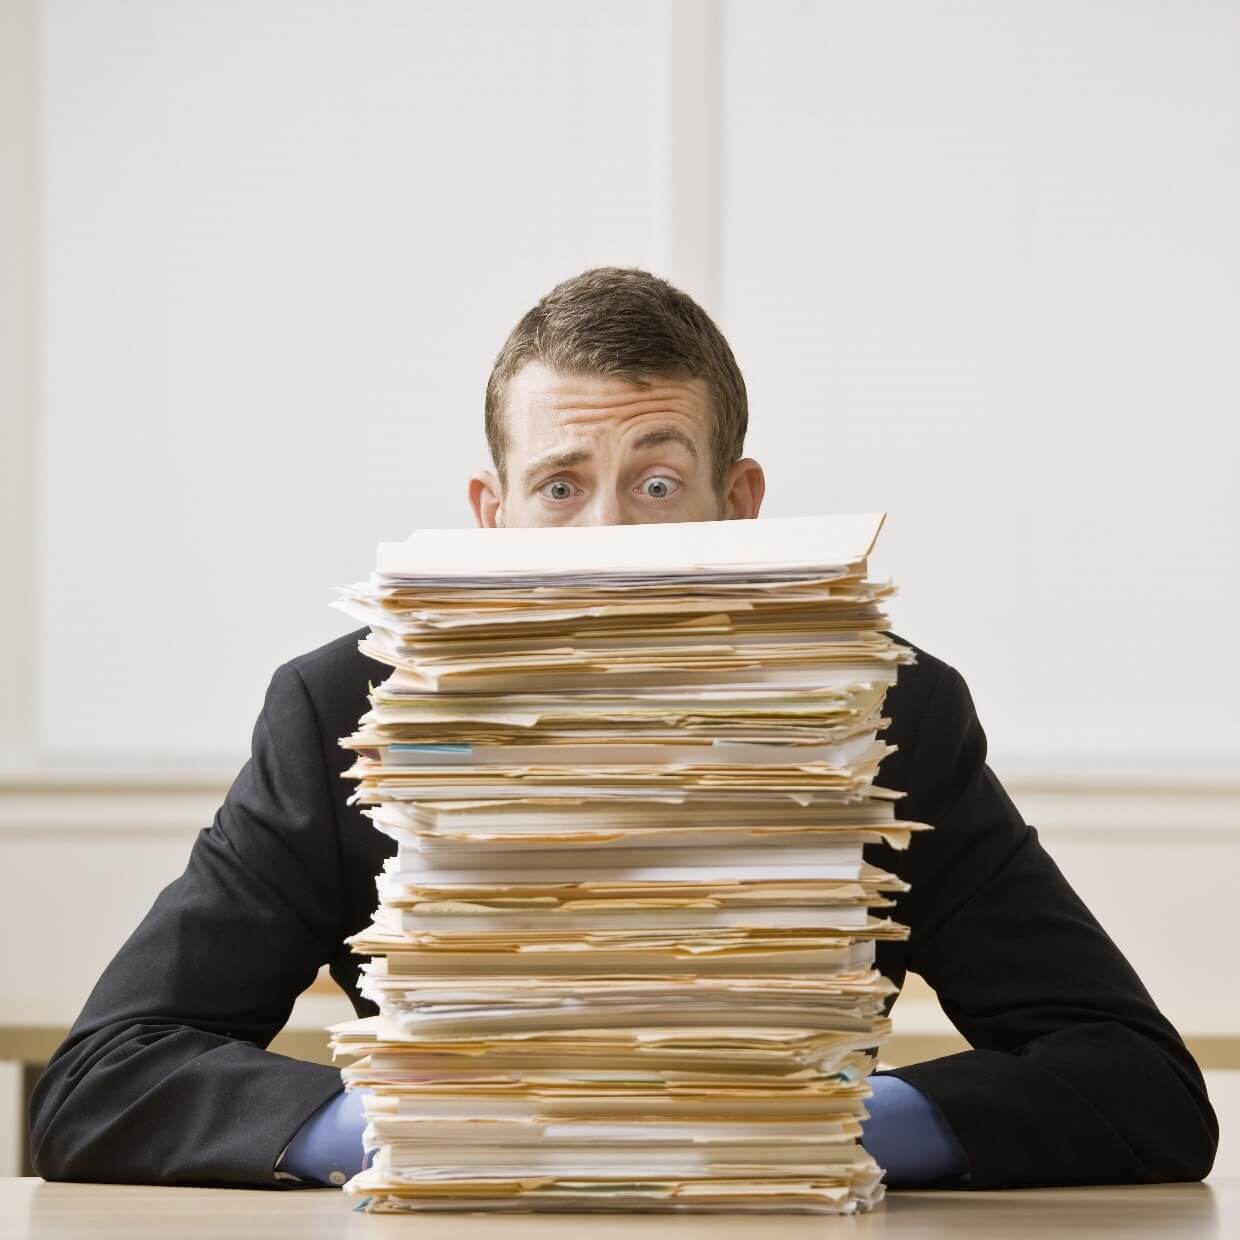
[469,362,765,528]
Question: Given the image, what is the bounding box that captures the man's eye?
[539,479,577,501]
[638,476,680,500]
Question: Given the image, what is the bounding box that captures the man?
[30,267,1217,1190]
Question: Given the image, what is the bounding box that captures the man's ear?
[721,457,765,520]
[469,469,504,527]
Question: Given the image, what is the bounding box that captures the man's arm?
[888,662,1218,1189]
[29,661,349,1186]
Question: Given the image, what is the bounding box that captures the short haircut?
[484,266,748,491]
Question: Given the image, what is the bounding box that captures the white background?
[3,0,1235,775]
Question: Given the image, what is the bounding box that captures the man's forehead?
[505,362,711,445]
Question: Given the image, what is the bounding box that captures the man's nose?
[580,490,634,526]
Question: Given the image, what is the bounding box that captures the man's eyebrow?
[522,448,592,489]
[631,427,698,457]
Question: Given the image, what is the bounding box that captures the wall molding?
[1,768,1237,838]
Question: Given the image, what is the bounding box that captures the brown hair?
[484,266,748,491]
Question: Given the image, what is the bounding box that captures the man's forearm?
[30,661,357,1187]
[31,1019,344,1186]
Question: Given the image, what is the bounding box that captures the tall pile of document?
[327,512,929,1214]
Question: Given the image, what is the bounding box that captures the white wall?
[719,0,1240,774]
[19,0,1238,775]
[32,0,718,762]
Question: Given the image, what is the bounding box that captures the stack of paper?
[327,512,930,1214]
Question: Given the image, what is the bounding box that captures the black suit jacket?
[29,628,1218,1188]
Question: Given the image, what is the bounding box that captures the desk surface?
[0,1178,1233,1239]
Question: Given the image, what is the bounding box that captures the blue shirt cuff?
[860,1072,970,1187]
[278,1088,369,1186]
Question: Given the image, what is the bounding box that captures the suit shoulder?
[870,633,962,821]
[276,627,387,735]
[284,625,381,682]
[884,630,952,701]
[878,632,969,768]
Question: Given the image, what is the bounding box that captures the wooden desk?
[0,1177,1231,1239]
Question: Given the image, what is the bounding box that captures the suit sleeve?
[29,661,349,1186]
[887,663,1219,1188]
